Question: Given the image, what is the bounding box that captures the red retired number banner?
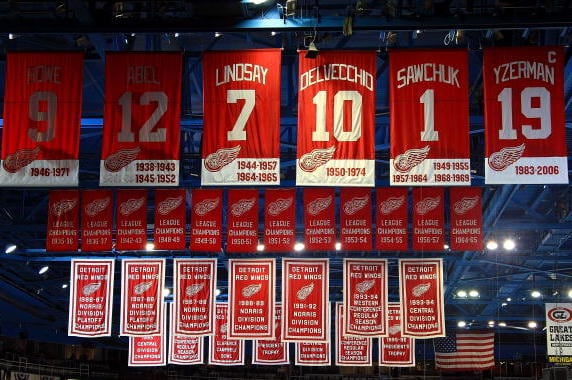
[173,259,216,335]
[116,189,147,251]
[47,190,79,251]
[304,188,336,251]
[68,259,114,337]
[100,52,182,186]
[484,47,568,184]
[282,258,329,342]
[412,187,444,251]
[335,303,372,366]
[209,303,245,366]
[0,52,83,186]
[264,189,296,252]
[190,189,222,252]
[376,188,408,251]
[399,259,445,338]
[128,320,166,367]
[120,259,165,336]
[340,188,372,251]
[380,303,415,367]
[201,49,281,185]
[154,189,186,250]
[297,51,376,187]
[390,49,470,186]
[253,304,290,365]
[168,304,204,365]
[343,259,388,336]
[227,189,259,253]
[450,187,483,251]
[81,190,113,252]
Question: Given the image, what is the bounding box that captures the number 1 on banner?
[117,91,168,142]
[227,89,255,141]
[497,87,551,140]
[28,91,57,142]
[312,90,362,142]
[419,89,439,141]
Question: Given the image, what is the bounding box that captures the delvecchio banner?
[380,303,415,367]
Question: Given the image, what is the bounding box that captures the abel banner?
[282,258,329,342]
[546,303,572,363]
[0,52,83,186]
[190,189,222,252]
[81,190,113,252]
[228,259,276,339]
[296,51,376,187]
[343,259,388,336]
[295,342,331,366]
[226,189,259,253]
[168,304,204,365]
[173,259,216,335]
[376,188,408,251]
[120,259,165,336]
[304,188,336,251]
[47,190,79,251]
[340,188,372,251]
[380,303,415,367]
[209,303,245,366]
[253,304,290,365]
[450,187,483,251]
[484,47,568,184]
[68,259,114,337]
[201,49,281,185]
[128,324,166,367]
[263,189,296,252]
[116,189,147,251]
[335,303,372,366]
[412,187,444,251]
[100,52,182,186]
[399,259,445,338]
[153,189,186,250]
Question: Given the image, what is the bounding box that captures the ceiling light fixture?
[457,290,467,298]
[294,242,305,252]
[5,244,17,254]
[503,238,516,250]
[215,288,221,297]
[256,244,265,252]
[498,322,507,327]
[305,42,319,59]
[335,242,342,251]
[528,321,537,329]
[62,283,68,289]
[568,289,572,298]
[38,265,50,275]
[145,242,155,251]
[469,290,479,298]
[163,288,171,297]
[531,290,541,298]
[486,240,498,250]
[214,32,222,38]
[457,321,467,328]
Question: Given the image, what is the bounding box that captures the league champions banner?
[128,314,166,367]
[226,189,259,253]
[47,190,79,251]
[173,259,216,335]
[190,189,223,252]
[120,259,165,336]
[81,190,113,252]
[380,303,415,367]
[484,47,568,184]
[0,52,83,186]
[100,52,182,186]
[282,258,329,342]
[228,259,276,339]
[376,188,408,251]
[209,303,245,366]
[389,49,471,186]
[68,259,114,337]
[168,304,204,365]
[545,303,572,364]
[296,51,376,187]
[201,49,281,186]
[335,303,372,366]
[153,189,186,250]
[343,259,388,336]
[253,304,290,365]
[412,187,444,251]
[264,188,296,252]
[340,188,372,251]
[399,259,445,338]
[116,189,147,251]
[450,187,483,251]
[304,188,336,251]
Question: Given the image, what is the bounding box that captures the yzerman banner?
[399,259,445,338]
[295,342,331,366]
[296,51,376,187]
[253,304,290,365]
[68,259,114,337]
[450,187,483,251]
[390,49,471,186]
[282,258,329,342]
[412,187,444,251]
[484,47,568,184]
[304,188,336,251]
[128,315,166,367]
[100,52,182,186]
[209,303,245,366]
[47,190,79,251]
[201,49,281,185]
[376,188,408,251]
[343,259,388,336]
[264,189,296,252]
[335,303,372,366]
[116,189,147,251]
[173,259,216,335]
[340,188,372,251]
[190,189,222,252]
[0,52,83,186]
[120,259,165,336]
[380,303,415,367]
[154,189,186,250]
[226,189,259,253]
[168,304,204,365]
[81,190,113,252]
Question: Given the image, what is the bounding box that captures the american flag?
[434,331,495,371]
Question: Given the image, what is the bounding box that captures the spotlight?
[498,322,507,327]
[528,321,537,329]
[457,290,467,298]
[163,288,171,297]
[5,244,17,254]
[145,242,155,251]
[486,240,498,250]
[38,265,50,275]
[506,297,512,302]
[531,290,541,298]
[568,289,572,298]
[457,321,467,327]
[214,32,222,38]
[488,321,495,327]
[62,283,68,289]
[469,290,479,298]
[443,244,450,250]
[503,239,515,251]
[335,242,342,251]
[256,244,265,252]
[501,302,508,307]
[294,242,305,252]
[8,33,15,40]
[215,288,221,296]
[305,42,319,59]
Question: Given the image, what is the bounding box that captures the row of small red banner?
[48,187,482,252]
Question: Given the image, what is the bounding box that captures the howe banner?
[81,190,113,252]
[190,189,223,252]
[47,190,79,252]
[380,303,415,367]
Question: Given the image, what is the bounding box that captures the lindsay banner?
[153,189,186,250]
[295,342,331,366]
[340,188,372,251]
[201,49,281,185]
[343,259,388,336]
[209,303,245,366]
[68,259,114,337]
[380,303,415,367]
[376,188,408,251]
[190,189,222,252]
[390,49,471,186]
[335,303,372,366]
[228,259,276,339]
[120,259,165,336]
[173,259,216,335]
[412,187,444,251]
[399,259,445,338]
[0,52,83,186]
[253,304,289,365]
[282,258,329,342]
[116,189,147,251]
[47,190,79,251]
[304,188,336,251]
[296,51,376,187]
[450,187,483,251]
[226,189,259,253]
[264,189,296,252]
[484,47,568,184]
[128,325,166,366]
[81,190,113,252]
[100,52,182,186]
[546,303,572,364]
[168,304,204,365]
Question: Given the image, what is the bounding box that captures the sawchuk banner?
[81,190,113,252]
[335,303,372,366]
[226,189,259,253]
[376,188,408,251]
[190,189,223,252]
[340,188,372,251]
[304,188,336,251]
[449,187,483,251]
[263,189,296,252]
[412,187,444,251]
[209,303,245,366]
[128,318,166,367]
[153,189,186,250]
[201,49,281,185]
[116,189,147,251]
[47,190,79,251]
[380,303,415,367]
[0,52,83,186]
[168,304,204,365]
[252,303,290,365]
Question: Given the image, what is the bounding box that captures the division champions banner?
[128,316,166,367]
[335,303,372,366]
[546,303,572,364]
[380,303,415,367]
